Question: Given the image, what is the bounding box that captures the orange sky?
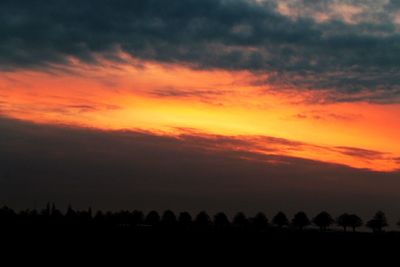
[1,58,400,172]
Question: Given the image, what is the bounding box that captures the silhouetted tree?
[64,205,78,227]
[272,212,289,228]
[178,212,192,228]
[130,210,144,226]
[0,206,16,227]
[348,214,363,232]
[65,205,76,219]
[366,211,388,233]
[145,211,160,226]
[195,211,211,228]
[214,212,230,229]
[292,212,310,230]
[337,213,350,232]
[50,203,58,216]
[50,203,63,225]
[161,210,177,227]
[313,212,334,231]
[233,212,249,228]
[131,210,144,226]
[41,203,51,217]
[4,204,400,238]
[19,209,31,220]
[115,210,131,227]
[251,212,269,231]
[94,211,105,226]
[104,211,115,226]
[75,208,92,226]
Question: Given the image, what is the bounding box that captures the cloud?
[1,0,400,103]
[1,116,400,219]
[334,146,388,160]
[276,0,391,24]
[147,87,232,106]
[150,88,229,98]
[294,110,362,121]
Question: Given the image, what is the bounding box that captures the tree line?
[0,204,396,233]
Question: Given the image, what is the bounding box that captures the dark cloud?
[148,87,231,106]
[1,0,400,103]
[294,110,361,121]
[334,146,388,160]
[149,87,229,98]
[1,116,400,220]
[166,130,400,167]
[277,0,391,23]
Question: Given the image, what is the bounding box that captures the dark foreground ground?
[2,226,399,263]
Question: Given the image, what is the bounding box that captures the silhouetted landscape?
[3,204,400,259]
[2,204,400,241]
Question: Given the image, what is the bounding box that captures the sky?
[1,0,400,219]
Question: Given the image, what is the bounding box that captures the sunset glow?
[2,58,399,171]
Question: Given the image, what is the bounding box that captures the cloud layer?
[1,0,400,102]
[1,116,400,219]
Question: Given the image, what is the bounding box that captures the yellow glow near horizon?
[1,60,400,171]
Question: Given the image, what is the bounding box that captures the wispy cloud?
[149,88,230,98]
[334,146,388,160]
[294,110,362,121]
[169,128,400,172]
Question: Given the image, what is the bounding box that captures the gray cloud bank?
[1,0,400,103]
[1,116,399,221]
